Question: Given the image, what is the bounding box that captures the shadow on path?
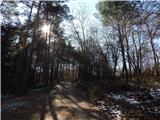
[2,82,105,120]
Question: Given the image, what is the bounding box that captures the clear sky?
[0,0,100,25]
[67,0,99,14]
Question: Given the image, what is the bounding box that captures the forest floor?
[2,81,160,120]
[1,81,105,120]
[79,80,160,120]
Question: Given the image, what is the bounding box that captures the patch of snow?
[112,94,123,100]
[149,88,160,99]
[65,85,69,88]
[123,98,140,104]
[98,104,107,111]
[7,101,27,107]
[105,93,124,101]
[105,92,140,105]
[1,95,14,99]
[50,90,56,95]
[104,93,111,97]
[109,106,122,120]
[56,85,63,89]
[146,106,160,114]
[2,95,10,99]
[111,109,121,114]
[2,101,27,112]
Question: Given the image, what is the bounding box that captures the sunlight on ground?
[45,113,53,120]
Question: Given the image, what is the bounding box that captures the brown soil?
[2,82,104,120]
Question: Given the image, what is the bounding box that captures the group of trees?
[64,1,160,84]
[1,0,160,95]
[1,0,78,94]
[97,1,160,83]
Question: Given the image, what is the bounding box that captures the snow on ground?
[105,92,140,105]
[103,88,160,116]
[1,101,28,111]
[2,94,47,112]
[97,100,122,120]
[1,95,14,99]
[110,109,122,120]
[149,88,160,99]
[125,98,140,104]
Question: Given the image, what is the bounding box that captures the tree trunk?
[118,26,129,82]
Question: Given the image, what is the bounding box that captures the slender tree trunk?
[150,38,159,75]
[113,56,118,80]
[73,63,75,80]
[50,63,54,82]
[146,23,159,75]
[118,26,129,82]
[125,36,132,82]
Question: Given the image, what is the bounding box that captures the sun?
[42,24,50,34]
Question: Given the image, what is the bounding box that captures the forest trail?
[2,82,104,120]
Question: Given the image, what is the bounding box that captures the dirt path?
[2,82,104,120]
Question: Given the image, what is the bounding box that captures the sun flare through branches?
[41,24,50,34]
